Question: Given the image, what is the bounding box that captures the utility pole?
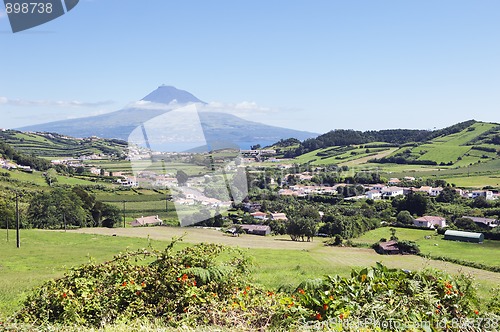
[15,192,20,248]
[122,200,126,228]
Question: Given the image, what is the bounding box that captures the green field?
[1,228,499,322]
[0,227,500,320]
[352,227,500,267]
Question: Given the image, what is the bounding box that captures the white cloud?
[124,99,280,121]
[200,101,277,117]
[0,96,114,108]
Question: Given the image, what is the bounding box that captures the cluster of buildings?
[277,176,498,202]
[0,158,32,172]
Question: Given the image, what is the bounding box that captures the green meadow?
[2,228,499,321]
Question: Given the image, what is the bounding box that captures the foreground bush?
[13,240,499,331]
[14,239,283,330]
[280,262,499,331]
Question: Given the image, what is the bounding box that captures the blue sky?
[1,0,499,133]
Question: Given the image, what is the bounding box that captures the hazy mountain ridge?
[18,86,318,149]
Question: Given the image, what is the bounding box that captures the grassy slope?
[1,228,499,320]
[0,130,127,157]
[352,227,500,267]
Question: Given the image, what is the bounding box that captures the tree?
[287,217,317,242]
[453,217,479,231]
[436,187,459,203]
[396,191,429,216]
[396,210,414,225]
[389,228,398,241]
[176,170,189,186]
[28,189,87,229]
[0,195,15,229]
[250,144,261,150]
[45,168,58,186]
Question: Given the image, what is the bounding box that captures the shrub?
[15,239,279,329]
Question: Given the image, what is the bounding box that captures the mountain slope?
[142,85,205,104]
[18,86,318,150]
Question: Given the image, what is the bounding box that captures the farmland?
[283,121,499,188]
[1,228,500,322]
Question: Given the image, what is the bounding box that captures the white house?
[414,216,447,229]
[366,190,382,200]
[250,211,268,220]
[381,187,404,198]
[469,190,494,200]
[429,187,443,196]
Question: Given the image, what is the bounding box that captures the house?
[381,187,404,198]
[270,213,288,221]
[239,224,271,236]
[469,190,494,200]
[414,216,447,229]
[371,184,386,191]
[117,176,138,187]
[375,240,400,255]
[403,176,416,181]
[444,230,484,243]
[366,190,382,200]
[250,211,268,220]
[462,216,498,228]
[429,187,443,197]
[415,186,432,194]
[131,215,163,227]
[388,178,401,185]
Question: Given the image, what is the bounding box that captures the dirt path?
[71,227,323,250]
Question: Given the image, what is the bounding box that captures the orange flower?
[287,302,294,308]
[361,274,367,282]
[339,313,344,320]
[130,280,135,285]
[323,304,328,311]
[329,295,334,300]
[121,282,127,287]
[315,313,322,320]
[182,274,188,281]
[245,286,251,291]
[474,310,479,315]
[243,290,247,295]
[192,281,197,286]
[298,289,305,295]
[141,282,146,288]
[267,291,275,296]
[435,309,440,314]
[437,304,442,309]
[62,293,67,298]
[136,291,141,296]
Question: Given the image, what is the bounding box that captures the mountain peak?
[141,85,205,104]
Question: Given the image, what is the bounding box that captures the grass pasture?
[1,228,499,322]
[352,227,500,267]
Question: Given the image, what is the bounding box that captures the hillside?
[0,130,128,158]
[281,120,499,165]
[271,120,500,188]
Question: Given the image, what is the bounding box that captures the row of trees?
[0,187,121,230]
